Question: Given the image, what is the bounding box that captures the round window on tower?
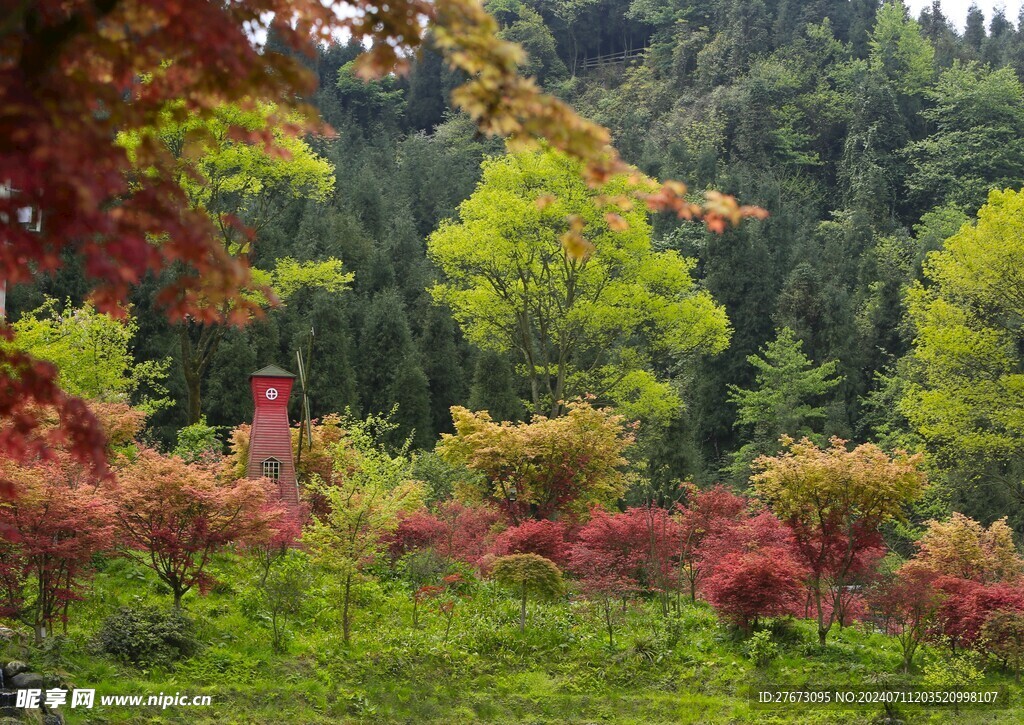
[265,387,278,401]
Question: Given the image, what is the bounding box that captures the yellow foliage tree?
[753,436,927,645]
[915,513,1023,583]
[438,400,634,522]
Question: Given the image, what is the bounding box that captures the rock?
[9,672,44,690]
[43,714,65,725]
[0,628,14,642]
[2,662,28,679]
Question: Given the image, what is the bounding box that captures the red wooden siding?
[246,373,300,519]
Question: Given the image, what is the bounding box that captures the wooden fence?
[577,47,648,71]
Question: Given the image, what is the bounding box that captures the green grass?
[4,554,1023,724]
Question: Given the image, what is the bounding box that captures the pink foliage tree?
[114,450,283,607]
[0,452,116,642]
[868,562,944,672]
[389,501,502,567]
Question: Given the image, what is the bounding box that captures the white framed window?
[262,458,281,480]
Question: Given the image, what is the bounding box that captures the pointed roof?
[250,364,296,379]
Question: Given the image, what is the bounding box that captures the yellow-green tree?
[428,148,730,423]
[303,415,425,644]
[901,189,1024,488]
[122,102,347,423]
[489,553,564,632]
[915,513,1023,583]
[9,298,170,413]
[437,400,635,522]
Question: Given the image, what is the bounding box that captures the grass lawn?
[3,554,1021,724]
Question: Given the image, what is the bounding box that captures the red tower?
[247,365,300,520]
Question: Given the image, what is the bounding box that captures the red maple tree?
[0,452,116,642]
[568,509,649,590]
[868,562,944,672]
[389,510,450,560]
[675,485,748,601]
[113,449,283,607]
[389,501,502,567]
[934,577,1024,652]
[491,519,571,567]
[568,513,643,647]
[702,547,805,632]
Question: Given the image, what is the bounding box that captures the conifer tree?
[727,327,843,481]
[358,290,432,446]
[468,350,524,423]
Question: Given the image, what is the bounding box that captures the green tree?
[304,414,426,644]
[868,2,934,97]
[121,103,343,423]
[468,349,525,422]
[489,553,565,632]
[901,189,1024,505]
[428,148,730,422]
[906,63,1024,212]
[247,550,313,652]
[419,306,471,436]
[964,5,987,53]
[496,3,568,85]
[10,298,170,413]
[358,290,432,447]
[727,327,843,481]
[172,417,223,464]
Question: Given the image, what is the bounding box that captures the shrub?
[702,547,805,632]
[96,606,199,668]
[980,610,1024,681]
[922,650,985,698]
[745,629,779,667]
[389,511,448,559]
[489,553,564,632]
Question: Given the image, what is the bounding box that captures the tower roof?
[250,364,296,379]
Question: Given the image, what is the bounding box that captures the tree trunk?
[605,599,614,648]
[184,368,202,424]
[342,573,353,644]
[519,587,527,632]
[813,585,828,646]
[178,322,225,424]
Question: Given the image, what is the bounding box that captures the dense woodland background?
[14,0,1024,531]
